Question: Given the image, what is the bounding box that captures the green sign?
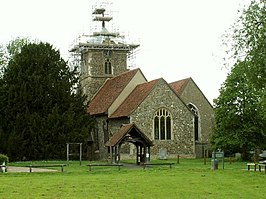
[215,152,224,158]
[212,151,225,169]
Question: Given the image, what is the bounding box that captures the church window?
[188,104,199,141]
[104,50,112,57]
[153,108,172,140]
[104,58,112,74]
[160,117,165,139]
[166,117,171,139]
[154,117,159,139]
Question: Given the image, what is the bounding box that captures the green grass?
[0,158,265,198]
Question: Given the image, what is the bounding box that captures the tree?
[233,1,266,88]
[0,42,93,160]
[211,61,265,159]
[211,0,266,159]
[0,37,29,77]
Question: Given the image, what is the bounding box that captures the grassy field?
[0,158,265,199]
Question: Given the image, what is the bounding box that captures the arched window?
[153,108,172,140]
[188,103,199,141]
[104,58,112,74]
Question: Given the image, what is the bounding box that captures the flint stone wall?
[80,50,128,101]
[178,79,214,149]
[94,115,108,160]
[130,79,195,157]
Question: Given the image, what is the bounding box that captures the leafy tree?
[0,44,8,77]
[0,37,29,76]
[233,1,266,88]
[0,42,93,161]
[211,0,266,159]
[211,61,265,159]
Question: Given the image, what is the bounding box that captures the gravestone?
[159,148,167,159]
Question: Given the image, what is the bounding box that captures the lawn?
[0,158,265,199]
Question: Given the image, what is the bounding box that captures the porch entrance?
[105,123,153,165]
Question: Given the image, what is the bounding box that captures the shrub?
[0,154,9,164]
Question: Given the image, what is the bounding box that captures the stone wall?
[80,50,128,101]
[178,79,214,157]
[108,118,130,136]
[108,118,131,155]
[93,115,109,160]
[195,142,209,158]
[94,117,130,160]
[81,50,128,77]
[130,79,195,158]
[81,77,108,102]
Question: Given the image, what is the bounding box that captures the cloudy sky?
[0,0,250,103]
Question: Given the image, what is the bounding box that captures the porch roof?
[105,123,153,147]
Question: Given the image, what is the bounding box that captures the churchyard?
[0,158,265,198]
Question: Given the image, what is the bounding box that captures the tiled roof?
[87,69,139,115]
[169,77,191,96]
[105,123,153,147]
[109,79,159,118]
[170,77,213,107]
[105,123,133,147]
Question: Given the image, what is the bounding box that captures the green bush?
[0,154,9,164]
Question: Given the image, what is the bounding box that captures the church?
[70,6,214,163]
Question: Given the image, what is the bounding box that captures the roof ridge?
[170,77,191,85]
[88,68,140,115]
[110,68,139,80]
[169,77,191,96]
[109,79,160,118]
[105,122,153,147]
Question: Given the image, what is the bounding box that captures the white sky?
[0,0,250,104]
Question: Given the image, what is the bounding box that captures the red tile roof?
[87,69,139,115]
[170,77,213,107]
[109,79,159,118]
[105,123,153,147]
[169,78,191,96]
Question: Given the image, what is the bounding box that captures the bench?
[26,164,67,172]
[141,162,175,169]
[258,164,266,174]
[87,164,123,171]
[247,163,256,171]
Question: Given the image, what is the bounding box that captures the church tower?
[70,3,139,102]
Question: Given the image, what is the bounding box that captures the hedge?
[0,154,9,164]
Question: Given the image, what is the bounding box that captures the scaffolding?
[69,0,139,69]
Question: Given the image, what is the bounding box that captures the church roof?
[105,123,153,147]
[109,79,159,118]
[87,68,140,115]
[169,77,191,96]
[170,77,213,107]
